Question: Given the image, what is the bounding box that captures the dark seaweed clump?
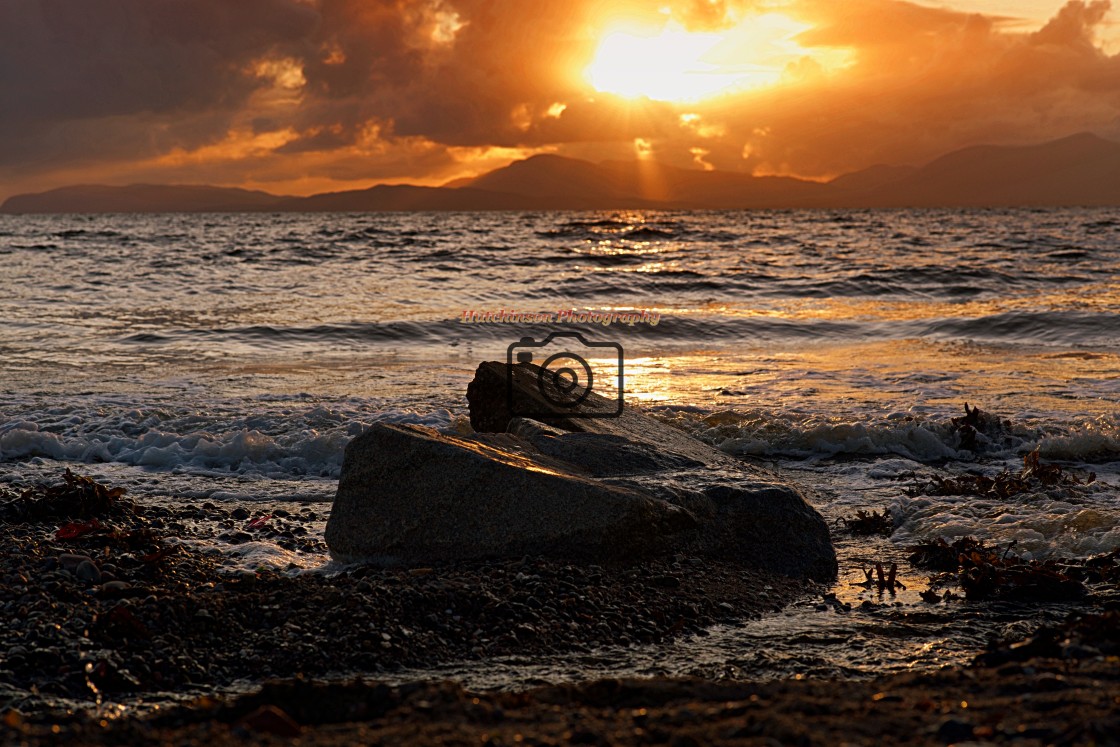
[910,537,1120,602]
[0,468,137,522]
[908,447,1094,500]
[837,509,894,537]
[977,609,1120,666]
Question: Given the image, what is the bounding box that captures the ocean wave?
[1038,424,1120,461]
[106,308,1120,351]
[117,320,452,347]
[621,226,676,240]
[0,404,454,479]
[654,408,1120,464]
[537,218,685,241]
[920,311,1120,347]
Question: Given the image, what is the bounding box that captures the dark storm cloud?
[280,0,599,149]
[0,0,315,120]
[0,0,316,169]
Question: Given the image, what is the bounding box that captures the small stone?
[231,507,251,521]
[59,553,93,571]
[234,705,301,737]
[936,718,974,743]
[75,560,101,584]
[99,580,132,594]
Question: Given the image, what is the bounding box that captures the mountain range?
[4,133,1119,213]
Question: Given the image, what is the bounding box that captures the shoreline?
[3,467,1119,744]
[0,471,813,717]
[7,644,1120,745]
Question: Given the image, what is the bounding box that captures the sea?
[1,209,1118,686]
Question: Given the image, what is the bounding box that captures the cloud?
[1,0,1118,198]
[722,0,1120,176]
[0,0,318,184]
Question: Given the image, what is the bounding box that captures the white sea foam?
[657,407,1120,560]
[654,408,1120,465]
[173,537,330,575]
[1038,419,1120,461]
[892,481,1120,558]
[0,400,455,480]
[658,409,1002,461]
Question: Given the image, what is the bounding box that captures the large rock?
[326,422,697,564]
[327,362,837,580]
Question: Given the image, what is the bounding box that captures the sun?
[584,14,825,103]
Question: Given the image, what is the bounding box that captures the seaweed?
[907,448,1094,500]
[1075,548,1120,584]
[949,402,1009,451]
[6,470,167,560]
[909,537,1087,602]
[838,509,894,537]
[957,551,1085,602]
[908,537,989,572]
[851,562,905,593]
[976,609,1120,665]
[918,588,959,603]
[0,469,135,521]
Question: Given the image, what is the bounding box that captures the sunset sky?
[1,0,1118,200]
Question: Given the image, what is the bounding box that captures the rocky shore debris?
[838,509,894,537]
[7,634,1119,746]
[851,562,905,593]
[976,608,1120,665]
[907,446,1095,500]
[949,402,1015,452]
[1,469,807,711]
[908,536,1120,602]
[327,361,837,580]
[0,468,136,521]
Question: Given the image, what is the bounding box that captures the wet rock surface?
[328,362,837,579]
[326,422,697,565]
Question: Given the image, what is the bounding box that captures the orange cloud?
[1,0,1118,198]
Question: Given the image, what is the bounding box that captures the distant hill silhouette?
[466,154,829,208]
[0,184,283,213]
[827,164,918,194]
[856,133,1120,207]
[3,133,1119,213]
[272,184,584,211]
